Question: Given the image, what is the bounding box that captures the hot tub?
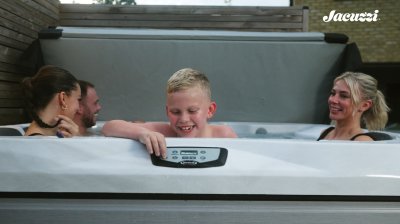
[1,122,400,223]
[4,25,392,223]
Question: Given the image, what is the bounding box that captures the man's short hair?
[78,80,95,99]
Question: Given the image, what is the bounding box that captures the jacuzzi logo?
[323,10,379,22]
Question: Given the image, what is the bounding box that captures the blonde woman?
[317,72,390,141]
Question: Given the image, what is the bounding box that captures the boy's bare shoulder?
[143,122,176,137]
[210,124,238,138]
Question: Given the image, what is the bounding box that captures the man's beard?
[82,113,96,128]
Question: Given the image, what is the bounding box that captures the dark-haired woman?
[22,65,81,137]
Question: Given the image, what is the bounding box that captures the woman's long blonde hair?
[334,72,390,130]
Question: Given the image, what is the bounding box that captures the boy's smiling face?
[166,86,216,137]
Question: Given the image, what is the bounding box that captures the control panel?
[151,146,228,168]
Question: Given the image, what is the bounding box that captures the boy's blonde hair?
[334,72,390,130]
[167,68,211,100]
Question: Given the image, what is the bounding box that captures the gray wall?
[40,28,348,123]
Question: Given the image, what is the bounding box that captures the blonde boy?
[102,68,237,158]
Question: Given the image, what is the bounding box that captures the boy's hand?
[138,130,167,159]
[56,115,80,137]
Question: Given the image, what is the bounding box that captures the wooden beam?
[59,4,307,32]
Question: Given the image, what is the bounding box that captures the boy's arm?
[102,120,167,158]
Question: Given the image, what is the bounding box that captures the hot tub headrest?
[39,27,63,39]
[324,33,349,44]
[365,132,393,141]
[0,126,24,136]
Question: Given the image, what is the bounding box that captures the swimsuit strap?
[28,133,44,136]
[318,127,374,141]
[317,127,390,141]
[28,132,64,138]
[350,133,377,141]
[317,126,334,141]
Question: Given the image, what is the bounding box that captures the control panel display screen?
[180,150,198,156]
